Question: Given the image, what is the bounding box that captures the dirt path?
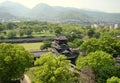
[69,67,96,83]
[21,74,31,83]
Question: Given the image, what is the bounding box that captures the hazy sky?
[0,0,120,13]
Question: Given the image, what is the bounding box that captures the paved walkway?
[21,74,31,83]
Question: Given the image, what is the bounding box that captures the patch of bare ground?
[69,66,96,83]
[21,74,31,83]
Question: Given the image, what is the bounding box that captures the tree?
[19,29,25,37]
[25,29,33,36]
[66,29,82,42]
[99,36,120,57]
[6,22,15,30]
[80,38,99,54]
[34,26,43,33]
[54,27,63,35]
[107,76,120,83]
[94,32,100,38]
[68,39,83,48]
[87,29,95,38]
[40,41,52,50]
[0,23,4,32]
[76,51,116,83]
[80,36,120,56]
[76,51,115,72]
[33,52,78,83]
[0,43,33,82]
[7,31,16,38]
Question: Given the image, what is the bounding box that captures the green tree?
[68,39,83,48]
[0,23,4,32]
[80,38,99,54]
[76,51,115,72]
[40,41,52,50]
[25,29,33,36]
[54,27,63,35]
[87,29,95,38]
[34,26,43,33]
[94,32,100,38]
[66,29,82,42]
[6,22,15,30]
[80,36,120,56]
[33,52,78,83]
[76,51,116,83]
[19,29,25,37]
[99,36,120,57]
[7,31,16,38]
[107,76,120,83]
[0,43,33,82]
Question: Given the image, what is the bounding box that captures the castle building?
[51,36,78,64]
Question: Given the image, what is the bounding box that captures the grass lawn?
[17,42,43,51]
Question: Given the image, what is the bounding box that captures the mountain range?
[0,1,120,24]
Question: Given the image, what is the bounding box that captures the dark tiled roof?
[55,36,67,40]
[51,44,69,50]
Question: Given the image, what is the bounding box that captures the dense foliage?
[68,39,83,48]
[0,43,33,82]
[80,36,120,57]
[0,21,120,40]
[76,51,118,83]
[106,76,120,83]
[40,41,52,50]
[33,52,78,83]
[80,38,99,54]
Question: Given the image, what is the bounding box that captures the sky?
[0,0,120,13]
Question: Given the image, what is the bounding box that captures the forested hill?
[0,1,120,24]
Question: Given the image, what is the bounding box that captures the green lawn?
[17,42,43,51]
